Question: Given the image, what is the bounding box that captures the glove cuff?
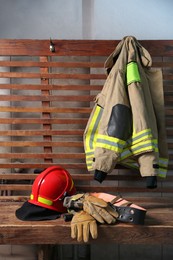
[94,170,107,183]
[146,176,157,189]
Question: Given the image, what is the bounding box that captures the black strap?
[109,203,146,225]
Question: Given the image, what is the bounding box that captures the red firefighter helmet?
[28,166,76,213]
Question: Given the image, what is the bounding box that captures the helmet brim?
[15,201,61,221]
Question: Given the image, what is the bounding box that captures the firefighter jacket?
[84,36,168,183]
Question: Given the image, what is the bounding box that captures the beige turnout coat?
[84,36,168,179]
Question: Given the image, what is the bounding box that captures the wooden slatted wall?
[0,39,173,198]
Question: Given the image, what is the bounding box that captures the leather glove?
[71,210,97,243]
[83,194,118,224]
[64,193,118,224]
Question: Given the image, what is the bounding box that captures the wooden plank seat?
[0,39,173,245]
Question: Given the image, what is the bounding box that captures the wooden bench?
[0,39,173,246]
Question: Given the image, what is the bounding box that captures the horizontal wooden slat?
[0,184,172,194]
[0,173,173,182]
[0,153,85,159]
[0,94,95,102]
[0,174,36,180]
[0,163,172,170]
[0,184,32,191]
[0,106,91,113]
[0,106,172,115]
[163,74,173,80]
[0,163,86,169]
[1,95,169,108]
[0,39,173,56]
[0,60,104,68]
[0,72,106,80]
[0,141,83,147]
[153,62,173,67]
[0,118,88,124]
[1,140,173,149]
[0,84,103,91]
[0,60,172,70]
[0,60,165,68]
[0,130,84,136]
[76,186,173,193]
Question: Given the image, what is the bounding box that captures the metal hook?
[49,38,55,53]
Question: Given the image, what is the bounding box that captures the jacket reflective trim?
[119,148,132,160]
[119,159,139,169]
[85,105,103,152]
[130,129,153,145]
[159,157,169,168]
[86,150,94,170]
[85,105,103,170]
[131,139,158,154]
[86,150,94,157]
[120,158,168,178]
[96,134,126,153]
[158,158,169,177]
[86,162,93,170]
[120,139,158,160]
[126,62,141,85]
[158,168,167,177]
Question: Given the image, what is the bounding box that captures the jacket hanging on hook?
[83,36,168,186]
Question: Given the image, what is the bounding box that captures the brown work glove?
[71,210,97,243]
[64,193,118,224]
[83,194,118,224]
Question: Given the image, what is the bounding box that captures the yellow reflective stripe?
[132,144,153,154]
[86,150,94,157]
[158,157,168,178]
[38,196,53,206]
[85,105,103,151]
[86,163,93,170]
[126,62,141,85]
[85,150,94,170]
[86,156,94,162]
[120,160,139,170]
[119,148,132,160]
[30,194,53,206]
[158,168,167,178]
[119,139,158,160]
[97,134,125,146]
[96,134,126,153]
[85,151,94,170]
[86,155,94,160]
[131,139,158,155]
[159,157,169,168]
[130,129,153,145]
